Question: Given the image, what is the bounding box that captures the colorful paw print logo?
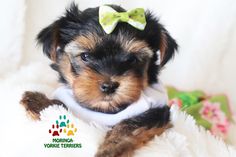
[49,124,62,136]
[49,115,77,137]
[56,115,69,127]
[64,123,77,136]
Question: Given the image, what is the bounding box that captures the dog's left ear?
[159,28,178,67]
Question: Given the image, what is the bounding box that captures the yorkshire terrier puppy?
[21,3,177,157]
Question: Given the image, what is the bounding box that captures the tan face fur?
[58,33,152,113]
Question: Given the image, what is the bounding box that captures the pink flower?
[199,101,225,123]
[200,100,230,139]
[210,120,230,139]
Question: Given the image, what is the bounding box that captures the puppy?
[21,3,177,157]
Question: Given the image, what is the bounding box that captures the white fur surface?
[0,62,236,157]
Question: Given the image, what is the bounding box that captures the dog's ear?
[36,3,81,62]
[143,12,178,67]
[159,28,178,67]
[37,21,60,61]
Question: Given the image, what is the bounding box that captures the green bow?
[99,5,147,34]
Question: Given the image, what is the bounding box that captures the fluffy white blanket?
[39,105,236,157]
[0,62,236,157]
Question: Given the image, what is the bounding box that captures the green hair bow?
[99,5,147,34]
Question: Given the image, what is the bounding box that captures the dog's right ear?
[37,21,60,61]
[36,3,81,62]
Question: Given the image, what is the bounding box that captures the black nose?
[100,81,119,94]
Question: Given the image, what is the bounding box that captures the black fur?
[37,3,177,85]
[83,41,148,77]
[122,106,170,129]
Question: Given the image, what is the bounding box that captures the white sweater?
[53,82,168,127]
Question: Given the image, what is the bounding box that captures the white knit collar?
[53,82,168,127]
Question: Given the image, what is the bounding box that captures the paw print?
[56,115,69,127]
[49,124,62,136]
[64,123,77,136]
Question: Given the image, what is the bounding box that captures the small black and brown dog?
[21,3,177,157]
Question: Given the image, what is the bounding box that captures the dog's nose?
[100,81,119,94]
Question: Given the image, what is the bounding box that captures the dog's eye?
[80,52,90,62]
[126,55,138,64]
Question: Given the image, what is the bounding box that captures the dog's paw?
[95,131,133,157]
[20,91,62,120]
